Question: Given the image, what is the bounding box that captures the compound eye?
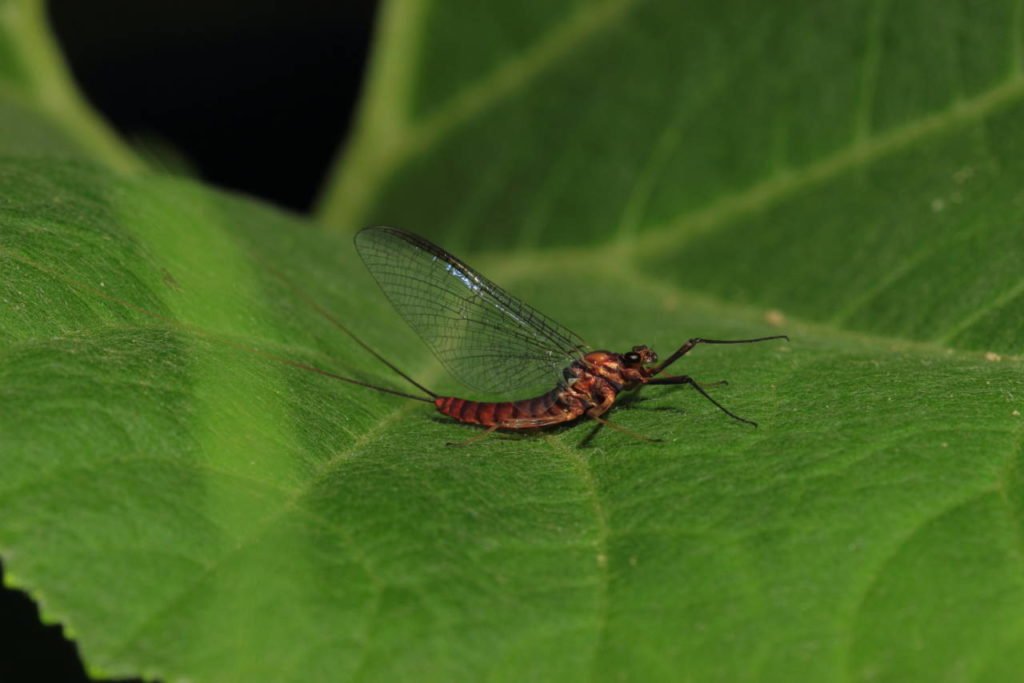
[624,352,641,364]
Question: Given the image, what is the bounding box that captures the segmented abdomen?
[434,389,574,428]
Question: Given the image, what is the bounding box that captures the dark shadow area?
[615,392,687,411]
[48,0,378,212]
[577,420,604,448]
[0,560,133,682]
[627,404,688,415]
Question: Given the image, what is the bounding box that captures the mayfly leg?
[647,375,757,427]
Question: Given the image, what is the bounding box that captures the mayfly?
[322,226,788,444]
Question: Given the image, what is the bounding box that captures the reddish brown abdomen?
[434,390,564,428]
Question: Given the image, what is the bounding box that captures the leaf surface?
[3,1,1024,682]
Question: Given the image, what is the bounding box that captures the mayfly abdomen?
[435,389,571,427]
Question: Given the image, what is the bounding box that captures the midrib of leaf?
[318,0,640,228]
[0,0,141,172]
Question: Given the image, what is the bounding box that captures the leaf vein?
[633,75,1024,255]
[321,0,642,226]
[543,434,610,680]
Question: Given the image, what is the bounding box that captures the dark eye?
[624,352,641,364]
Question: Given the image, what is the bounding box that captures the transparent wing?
[354,226,588,398]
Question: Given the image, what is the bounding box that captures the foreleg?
[647,375,757,427]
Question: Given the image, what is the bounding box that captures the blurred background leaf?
[2,1,1024,682]
[0,0,139,168]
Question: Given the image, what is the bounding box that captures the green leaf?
[4,2,1024,683]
